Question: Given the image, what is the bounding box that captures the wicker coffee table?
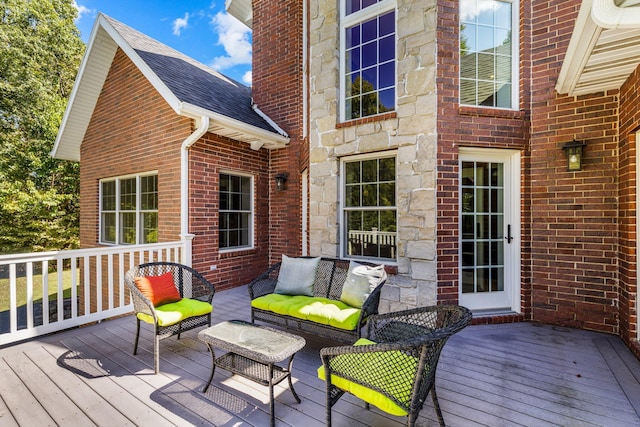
[198,320,306,426]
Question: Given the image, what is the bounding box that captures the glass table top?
[199,320,306,362]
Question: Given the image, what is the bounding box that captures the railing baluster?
[26,262,33,329]
[108,254,114,310]
[42,260,49,326]
[9,264,17,333]
[57,258,63,322]
[95,255,102,314]
[119,252,125,308]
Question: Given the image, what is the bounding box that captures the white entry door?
[459,149,521,312]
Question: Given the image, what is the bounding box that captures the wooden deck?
[1,285,639,427]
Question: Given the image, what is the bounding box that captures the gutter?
[180,116,210,241]
[592,0,640,28]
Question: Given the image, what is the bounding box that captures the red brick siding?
[252,0,307,260]
[529,0,619,334]
[80,49,273,308]
[80,49,188,312]
[436,0,530,308]
[188,134,270,290]
[619,65,640,354]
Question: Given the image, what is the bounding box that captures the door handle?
[505,224,513,244]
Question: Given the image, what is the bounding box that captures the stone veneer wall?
[308,0,439,311]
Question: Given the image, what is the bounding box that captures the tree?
[0,0,84,253]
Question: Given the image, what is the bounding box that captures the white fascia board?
[51,17,117,161]
[179,102,290,147]
[555,0,602,95]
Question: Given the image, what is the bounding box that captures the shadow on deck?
[0,285,639,426]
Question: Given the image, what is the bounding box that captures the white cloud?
[209,12,252,71]
[72,1,93,22]
[172,13,190,36]
[242,71,252,86]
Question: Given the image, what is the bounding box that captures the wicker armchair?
[318,305,472,427]
[124,262,215,373]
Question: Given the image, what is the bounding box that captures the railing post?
[181,233,195,267]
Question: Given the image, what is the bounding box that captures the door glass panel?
[460,161,505,295]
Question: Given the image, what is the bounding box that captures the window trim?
[339,151,398,263]
[99,171,158,245]
[218,170,255,253]
[459,0,520,110]
[339,0,397,123]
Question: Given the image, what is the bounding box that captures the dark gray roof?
[105,15,278,134]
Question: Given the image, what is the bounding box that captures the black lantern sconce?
[562,139,586,171]
[275,173,289,191]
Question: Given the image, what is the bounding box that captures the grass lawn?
[0,270,78,312]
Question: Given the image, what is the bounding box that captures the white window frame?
[339,0,397,122]
[459,0,520,110]
[99,172,158,245]
[339,151,397,263]
[219,171,254,253]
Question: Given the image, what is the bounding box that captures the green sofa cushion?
[137,298,212,327]
[317,338,417,417]
[251,294,361,330]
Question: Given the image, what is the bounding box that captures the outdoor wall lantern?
[275,173,289,191]
[562,139,586,171]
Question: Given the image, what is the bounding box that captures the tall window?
[460,0,518,109]
[342,154,397,261]
[100,173,158,245]
[219,173,253,250]
[341,0,396,121]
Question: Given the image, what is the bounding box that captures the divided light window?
[100,173,158,245]
[342,154,397,261]
[460,0,518,109]
[219,173,253,250]
[341,0,396,121]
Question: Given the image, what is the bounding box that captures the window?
[341,0,396,121]
[219,173,253,250]
[342,154,397,261]
[460,0,518,109]
[100,173,158,245]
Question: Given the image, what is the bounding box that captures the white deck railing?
[347,230,397,258]
[0,241,188,346]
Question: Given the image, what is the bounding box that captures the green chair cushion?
[317,338,417,416]
[137,298,212,327]
[251,294,361,330]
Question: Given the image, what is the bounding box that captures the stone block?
[406,240,436,260]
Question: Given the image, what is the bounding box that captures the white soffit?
[225,0,252,28]
[556,0,640,96]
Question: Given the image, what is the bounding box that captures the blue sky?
[72,0,253,85]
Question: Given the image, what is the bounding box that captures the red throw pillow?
[134,272,182,306]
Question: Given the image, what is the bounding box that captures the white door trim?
[459,147,521,313]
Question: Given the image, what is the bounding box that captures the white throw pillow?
[274,254,321,296]
[340,261,385,308]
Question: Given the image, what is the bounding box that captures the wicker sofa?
[248,256,387,343]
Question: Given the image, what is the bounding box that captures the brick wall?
[188,134,271,290]
[618,65,639,355]
[436,0,530,308]
[529,0,620,334]
[80,49,189,311]
[80,49,273,309]
[252,0,306,261]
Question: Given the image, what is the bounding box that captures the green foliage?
[0,0,84,253]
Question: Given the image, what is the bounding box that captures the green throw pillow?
[274,254,321,296]
[340,261,385,308]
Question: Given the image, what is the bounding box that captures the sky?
[72,0,253,85]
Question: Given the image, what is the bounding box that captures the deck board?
[1,284,639,427]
